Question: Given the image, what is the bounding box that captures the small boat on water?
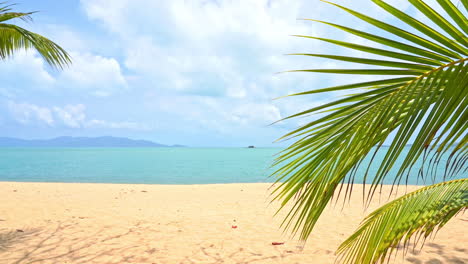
[248,145,255,148]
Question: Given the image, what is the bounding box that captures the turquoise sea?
[0,147,464,185]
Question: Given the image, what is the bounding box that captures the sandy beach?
[0,182,466,264]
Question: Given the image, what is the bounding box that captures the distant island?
[0,136,185,148]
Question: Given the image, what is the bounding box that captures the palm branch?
[0,3,70,69]
[337,179,467,264]
[273,0,468,263]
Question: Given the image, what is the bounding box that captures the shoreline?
[0,180,430,187]
[0,182,466,263]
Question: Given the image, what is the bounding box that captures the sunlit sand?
[0,182,466,264]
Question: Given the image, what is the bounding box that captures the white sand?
[0,182,466,263]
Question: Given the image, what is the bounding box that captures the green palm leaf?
[337,179,468,264]
[274,0,467,262]
[437,0,468,35]
[0,3,70,69]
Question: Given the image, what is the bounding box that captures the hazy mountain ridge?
[0,136,183,148]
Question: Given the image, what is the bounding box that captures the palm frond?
[0,2,16,14]
[0,11,34,23]
[0,3,70,69]
[273,0,468,244]
[337,179,468,264]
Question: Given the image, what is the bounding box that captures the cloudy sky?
[0,0,435,146]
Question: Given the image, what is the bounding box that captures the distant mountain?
[0,136,184,148]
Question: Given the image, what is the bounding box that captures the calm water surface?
[0,147,464,184]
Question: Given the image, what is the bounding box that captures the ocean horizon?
[0,147,463,185]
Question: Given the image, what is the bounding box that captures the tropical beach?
[1,0,467,263]
[0,182,466,264]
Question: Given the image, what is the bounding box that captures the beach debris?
[141,190,147,192]
[13,190,17,192]
[16,229,24,232]
[286,250,294,253]
[231,225,238,229]
[272,242,284,245]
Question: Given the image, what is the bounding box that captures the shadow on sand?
[0,222,296,264]
[0,223,147,264]
[405,242,467,264]
[0,223,465,264]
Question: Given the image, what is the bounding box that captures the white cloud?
[0,47,126,98]
[7,101,148,131]
[80,0,410,118]
[53,104,87,128]
[81,0,321,99]
[0,50,54,89]
[229,103,281,125]
[7,101,54,126]
[59,52,127,97]
[145,93,282,135]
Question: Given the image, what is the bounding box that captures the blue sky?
[0,0,438,146]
